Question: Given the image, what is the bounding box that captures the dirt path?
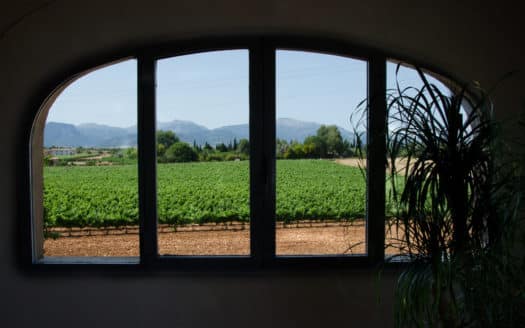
[335,158,367,168]
[336,157,412,174]
[44,225,403,256]
[83,151,112,161]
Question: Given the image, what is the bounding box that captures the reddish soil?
[43,224,403,257]
[336,157,412,174]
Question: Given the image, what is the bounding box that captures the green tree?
[157,130,179,149]
[165,142,198,163]
[216,143,228,152]
[125,147,137,159]
[276,139,289,158]
[284,142,305,159]
[237,138,250,155]
[303,135,322,158]
[157,143,166,158]
[302,140,318,158]
[192,140,198,150]
[203,142,213,151]
[341,139,354,157]
[316,125,344,157]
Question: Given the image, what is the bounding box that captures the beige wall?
[0,1,523,327]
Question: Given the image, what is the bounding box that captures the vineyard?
[43,159,367,227]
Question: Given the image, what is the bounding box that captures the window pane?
[156,50,250,256]
[42,59,138,257]
[276,50,368,255]
[385,61,456,258]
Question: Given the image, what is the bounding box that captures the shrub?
[165,142,198,162]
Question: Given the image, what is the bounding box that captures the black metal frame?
[19,35,457,272]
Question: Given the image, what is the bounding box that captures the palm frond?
[354,64,523,327]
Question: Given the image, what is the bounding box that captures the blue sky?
[48,58,138,127]
[46,50,446,130]
[156,50,249,128]
[277,50,366,131]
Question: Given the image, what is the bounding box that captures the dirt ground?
[336,157,411,173]
[44,225,403,257]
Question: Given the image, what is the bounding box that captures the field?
[43,159,367,227]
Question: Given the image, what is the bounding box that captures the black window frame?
[20,36,459,272]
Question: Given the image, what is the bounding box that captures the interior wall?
[0,1,523,327]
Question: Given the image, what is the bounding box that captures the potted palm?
[357,65,524,327]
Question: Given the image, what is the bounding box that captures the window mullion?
[366,55,387,263]
[138,55,158,264]
[249,40,276,265]
[262,42,276,264]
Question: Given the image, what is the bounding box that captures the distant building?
[44,147,76,157]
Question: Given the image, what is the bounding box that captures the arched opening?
[31,59,138,260]
[27,37,471,266]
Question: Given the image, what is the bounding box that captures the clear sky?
[48,59,138,127]
[277,50,366,131]
[156,50,249,128]
[46,50,448,130]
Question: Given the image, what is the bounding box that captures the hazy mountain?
[157,120,208,137]
[44,122,136,147]
[207,124,248,145]
[157,120,210,145]
[44,122,90,147]
[276,118,360,143]
[44,118,362,148]
[76,123,135,147]
[277,118,325,142]
[77,123,127,140]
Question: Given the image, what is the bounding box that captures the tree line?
[155,124,358,163]
[156,130,249,163]
[276,125,357,159]
[44,125,360,165]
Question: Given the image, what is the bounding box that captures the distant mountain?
[44,122,90,147]
[76,123,136,147]
[277,118,326,142]
[44,118,363,148]
[44,122,136,147]
[156,120,211,145]
[276,118,360,143]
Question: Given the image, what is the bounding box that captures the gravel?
[44,225,403,257]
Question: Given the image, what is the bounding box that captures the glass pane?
[42,59,139,257]
[276,50,368,255]
[385,61,455,258]
[156,50,250,256]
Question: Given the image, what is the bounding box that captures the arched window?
[26,38,461,268]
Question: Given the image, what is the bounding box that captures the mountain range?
[44,118,363,148]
